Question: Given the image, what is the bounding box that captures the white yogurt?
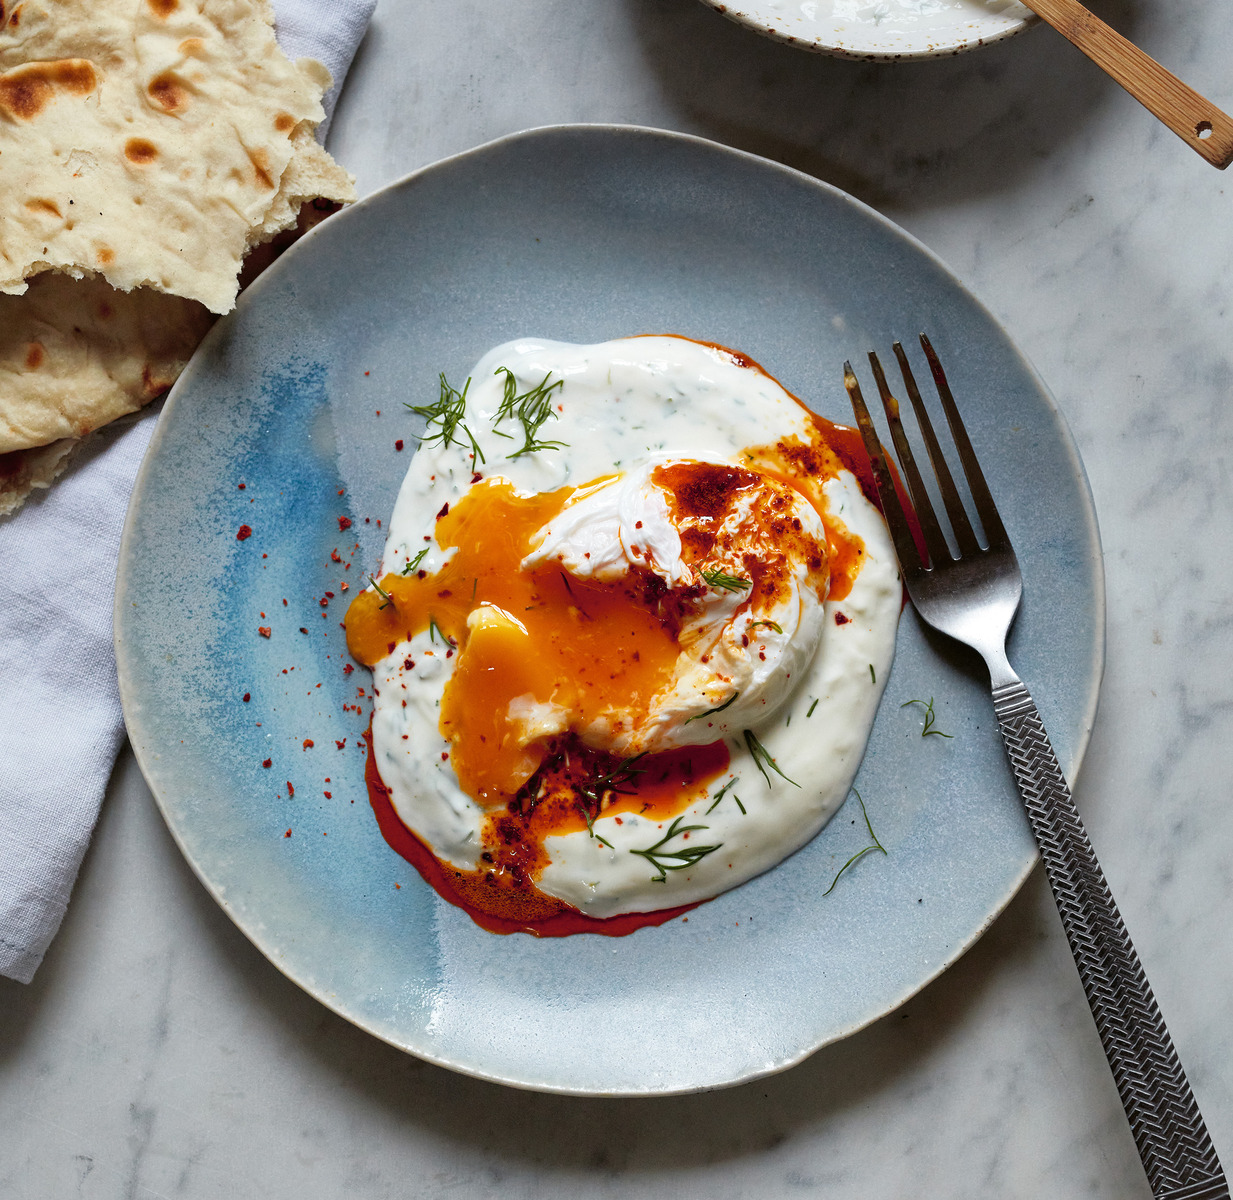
[366,336,901,918]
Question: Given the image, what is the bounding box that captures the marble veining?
[3,0,1232,1195]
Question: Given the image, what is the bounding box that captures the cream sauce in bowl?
[699,0,1035,60]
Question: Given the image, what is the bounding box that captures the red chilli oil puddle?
[365,725,705,936]
[346,337,903,936]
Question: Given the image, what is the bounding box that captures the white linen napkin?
[0,0,376,985]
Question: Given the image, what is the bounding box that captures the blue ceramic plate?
[115,125,1103,1096]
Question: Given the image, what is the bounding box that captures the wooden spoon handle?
[1023,0,1233,169]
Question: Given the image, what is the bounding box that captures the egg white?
[367,336,901,918]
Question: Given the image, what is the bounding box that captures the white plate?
[701,0,1037,60]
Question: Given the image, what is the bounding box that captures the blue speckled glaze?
[115,125,1104,1096]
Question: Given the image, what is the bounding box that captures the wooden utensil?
[1022,0,1233,169]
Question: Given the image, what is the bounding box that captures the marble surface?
[4,0,1233,1195]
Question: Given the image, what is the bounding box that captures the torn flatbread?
[0,0,354,314]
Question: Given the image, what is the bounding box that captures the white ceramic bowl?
[700,0,1037,60]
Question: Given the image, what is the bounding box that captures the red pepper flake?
[395,440,404,451]
[287,782,295,797]
[319,598,329,607]
[364,371,370,377]
[403,657,415,670]
[330,549,341,563]
[340,582,349,591]
[338,516,352,530]
[262,758,272,768]
[238,483,246,490]
[834,611,851,625]
[337,489,345,496]
[441,752,449,761]
[324,791,332,799]
[299,627,308,634]
[471,472,483,484]
[260,612,266,618]
[394,883,401,890]
[303,739,314,750]
[262,553,267,558]
[436,502,449,519]
[284,829,292,837]
[236,525,252,540]
[282,599,288,606]
[258,626,271,638]
[343,663,354,675]
[335,739,346,749]
[243,692,251,702]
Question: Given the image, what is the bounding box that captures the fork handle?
[992,679,1228,1200]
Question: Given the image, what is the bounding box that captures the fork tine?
[919,334,1010,550]
[891,342,982,556]
[843,362,925,575]
[867,351,952,568]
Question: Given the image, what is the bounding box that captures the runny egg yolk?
[345,477,690,808]
[346,450,868,824]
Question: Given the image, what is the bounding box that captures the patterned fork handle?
[994,679,1228,1200]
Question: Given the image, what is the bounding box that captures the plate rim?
[115,121,1105,1096]
[697,0,1039,61]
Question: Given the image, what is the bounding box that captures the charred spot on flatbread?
[124,137,158,164]
[0,59,97,120]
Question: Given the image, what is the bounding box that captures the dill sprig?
[402,547,429,574]
[701,567,752,592]
[686,691,739,724]
[580,805,614,850]
[576,753,647,809]
[869,664,876,685]
[749,619,783,634]
[743,728,799,788]
[901,697,953,738]
[807,699,819,718]
[427,614,454,646]
[406,373,486,464]
[823,790,887,896]
[630,814,722,883]
[368,574,394,610]
[493,367,567,458]
[706,778,745,815]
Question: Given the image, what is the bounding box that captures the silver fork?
[845,336,1228,1200]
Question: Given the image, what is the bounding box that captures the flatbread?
[0,0,354,314]
[0,271,215,453]
[0,0,357,514]
[0,437,78,517]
